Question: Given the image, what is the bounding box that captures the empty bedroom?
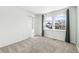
[0,6,79,53]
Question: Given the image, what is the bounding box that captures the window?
[44,17,53,30]
[53,14,66,30]
[44,12,66,31]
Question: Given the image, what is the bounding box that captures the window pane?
[44,17,53,30]
[53,15,66,30]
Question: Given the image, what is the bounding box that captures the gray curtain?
[42,15,44,36]
[65,9,70,43]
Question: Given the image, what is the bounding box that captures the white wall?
[77,7,79,47]
[34,15,42,36]
[44,30,65,41]
[0,7,35,47]
[44,7,77,44]
[69,7,77,44]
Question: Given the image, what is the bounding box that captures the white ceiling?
[20,6,68,14]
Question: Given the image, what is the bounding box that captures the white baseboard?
[0,37,31,48]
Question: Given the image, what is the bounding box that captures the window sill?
[53,29,66,32]
[44,29,66,32]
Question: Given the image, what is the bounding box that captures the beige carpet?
[0,36,78,53]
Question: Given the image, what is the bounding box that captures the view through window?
[44,12,66,31]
